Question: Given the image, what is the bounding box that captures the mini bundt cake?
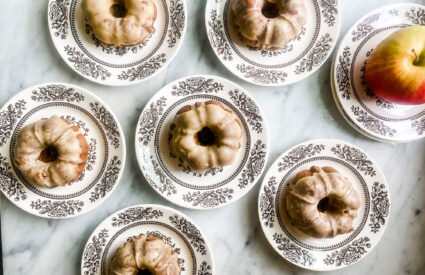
[14,115,89,188]
[169,100,242,172]
[232,0,307,49]
[285,166,362,238]
[109,235,180,275]
[82,0,157,46]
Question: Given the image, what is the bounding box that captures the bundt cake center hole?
[195,127,216,146]
[38,146,59,163]
[110,0,127,18]
[262,1,280,18]
[317,197,330,212]
[137,269,153,275]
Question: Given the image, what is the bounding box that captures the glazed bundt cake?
[82,0,157,46]
[169,100,242,172]
[232,0,307,49]
[285,166,362,238]
[14,115,89,188]
[109,235,180,275]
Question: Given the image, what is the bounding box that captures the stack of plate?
[331,3,425,143]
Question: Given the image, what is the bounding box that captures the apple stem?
[412,49,425,66]
[412,49,418,62]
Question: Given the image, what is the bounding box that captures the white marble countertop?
[1,0,424,274]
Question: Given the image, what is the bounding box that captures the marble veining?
[0,0,424,274]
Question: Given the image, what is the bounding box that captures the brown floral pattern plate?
[48,0,187,86]
[135,75,269,209]
[81,204,214,275]
[332,3,425,143]
[258,139,390,271]
[0,83,125,219]
[205,0,341,86]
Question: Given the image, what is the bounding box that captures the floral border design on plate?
[235,64,288,85]
[88,156,122,203]
[82,228,109,275]
[0,100,27,147]
[138,96,168,146]
[31,84,84,102]
[412,117,425,135]
[89,102,121,148]
[0,154,27,201]
[368,182,389,233]
[135,75,269,209]
[351,13,380,42]
[30,199,84,218]
[0,83,125,219]
[48,0,187,86]
[323,237,371,266]
[330,144,376,176]
[205,0,341,86]
[278,143,325,172]
[81,204,214,275]
[332,3,425,142]
[207,9,233,62]
[259,176,278,228]
[320,0,338,27]
[171,76,224,96]
[117,53,167,81]
[64,45,112,81]
[49,0,69,39]
[258,139,390,271]
[182,188,234,208]
[111,206,164,226]
[228,89,263,133]
[237,140,266,189]
[273,233,317,266]
[294,33,334,75]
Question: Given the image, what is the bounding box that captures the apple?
[365,25,425,105]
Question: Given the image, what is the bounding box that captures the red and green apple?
[365,25,425,105]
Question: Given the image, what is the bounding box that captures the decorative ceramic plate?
[332,3,425,143]
[48,0,187,86]
[205,0,341,86]
[0,83,125,219]
[135,75,269,209]
[330,51,388,143]
[81,204,214,275]
[258,139,390,271]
